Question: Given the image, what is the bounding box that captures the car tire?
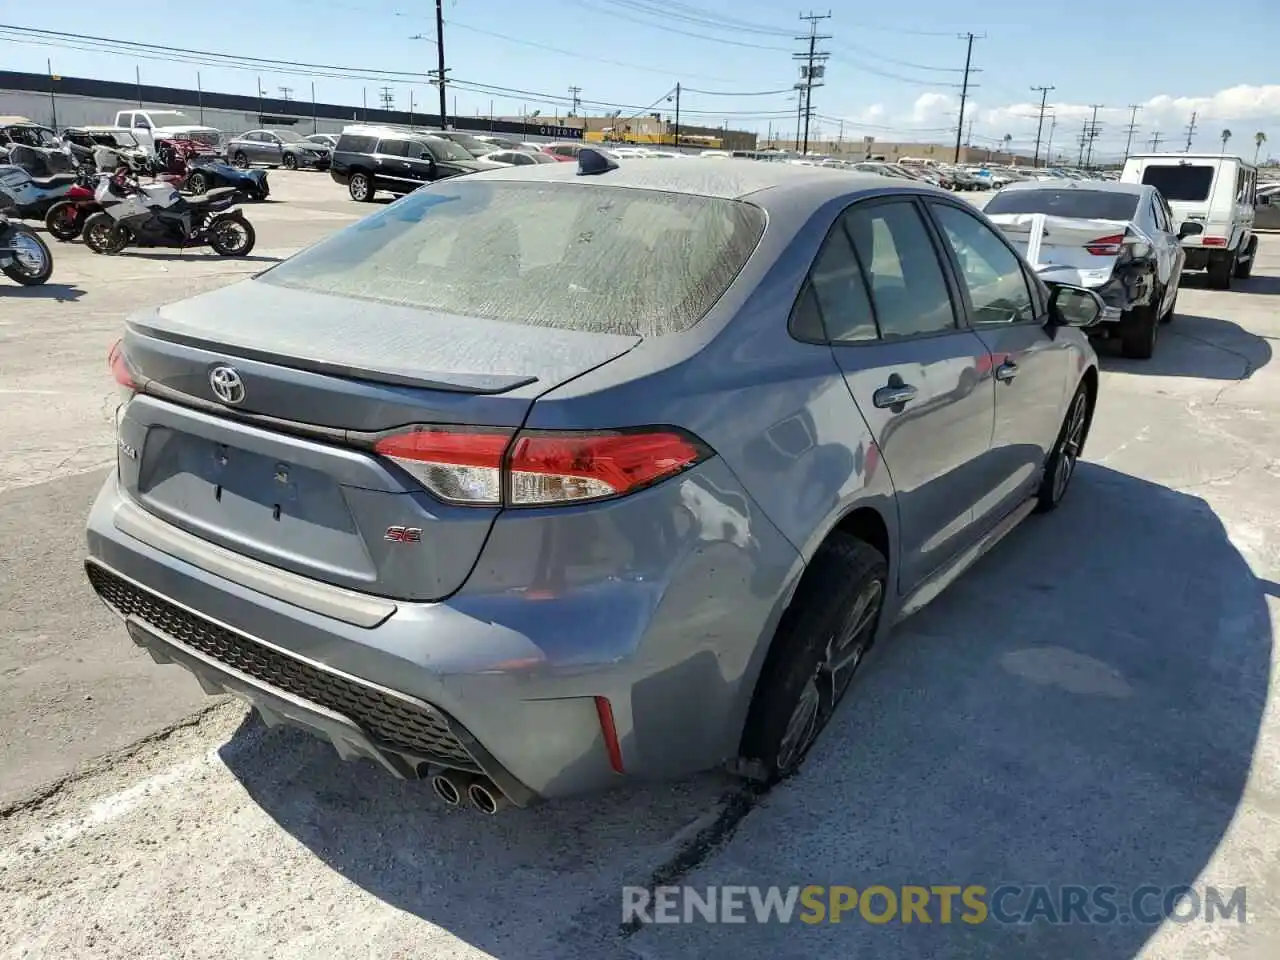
[1120,299,1160,360]
[186,171,209,195]
[738,533,887,784]
[1160,286,1178,324]
[233,151,249,170]
[1207,252,1234,290]
[1233,238,1256,279]
[282,153,298,171]
[1035,382,1091,513]
[348,172,374,202]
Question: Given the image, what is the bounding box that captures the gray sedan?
[86,153,1104,812]
[226,129,330,170]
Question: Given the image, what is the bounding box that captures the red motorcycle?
[44,168,184,242]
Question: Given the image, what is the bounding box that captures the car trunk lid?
[988,212,1144,288]
[115,279,640,601]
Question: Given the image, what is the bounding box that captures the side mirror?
[1178,221,1204,238]
[1047,284,1105,329]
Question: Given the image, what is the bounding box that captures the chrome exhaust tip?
[467,778,511,815]
[431,771,471,807]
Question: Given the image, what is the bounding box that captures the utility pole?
[257,77,265,120]
[1122,104,1142,161]
[1077,121,1088,167]
[1030,84,1054,167]
[966,117,975,148]
[953,32,984,163]
[379,86,395,111]
[1184,110,1198,151]
[412,0,450,127]
[47,59,57,132]
[1084,104,1103,168]
[311,81,317,133]
[1149,130,1162,151]
[794,11,831,156]
[197,72,204,124]
[673,83,681,148]
[568,86,582,117]
[1045,113,1056,162]
[278,86,293,102]
[136,65,143,107]
[794,88,804,149]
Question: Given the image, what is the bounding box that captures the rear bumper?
[328,168,350,186]
[84,462,800,802]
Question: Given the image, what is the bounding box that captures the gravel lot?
[1,171,1277,959]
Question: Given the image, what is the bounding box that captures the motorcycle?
[0,212,53,286]
[81,168,256,257]
[45,168,185,242]
[0,155,83,222]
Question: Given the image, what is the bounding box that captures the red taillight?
[108,339,137,391]
[1201,236,1227,247]
[371,425,709,507]
[373,427,512,505]
[1083,234,1125,256]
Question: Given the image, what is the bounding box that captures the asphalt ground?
[1,170,1277,959]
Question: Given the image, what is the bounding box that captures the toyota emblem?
[209,365,246,405]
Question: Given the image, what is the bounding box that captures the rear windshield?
[985,188,1139,220]
[257,180,766,337]
[1139,164,1215,202]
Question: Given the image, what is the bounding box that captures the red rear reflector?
[595,696,625,773]
[371,426,710,507]
[373,427,512,505]
[1201,236,1227,247]
[108,339,137,390]
[1083,234,1125,256]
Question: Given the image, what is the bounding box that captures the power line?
[794,10,831,155]
[952,32,984,162]
[1030,84,1054,167]
[1123,104,1142,161]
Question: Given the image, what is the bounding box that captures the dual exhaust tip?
[430,770,510,815]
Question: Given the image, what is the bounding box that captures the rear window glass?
[336,134,376,153]
[257,180,766,337]
[1139,165,1215,202]
[985,188,1139,220]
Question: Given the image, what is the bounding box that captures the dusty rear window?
[985,188,1140,221]
[257,180,765,337]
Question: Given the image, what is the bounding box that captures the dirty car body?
[86,159,1100,808]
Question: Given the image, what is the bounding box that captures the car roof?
[460,155,914,204]
[999,178,1149,196]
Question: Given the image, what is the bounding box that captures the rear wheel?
[282,153,298,171]
[1207,251,1234,290]
[1,226,53,285]
[208,216,256,257]
[739,534,887,783]
[1160,286,1178,324]
[44,201,83,241]
[186,171,209,195]
[348,172,374,202]
[1233,237,1256,278]
[1120,299,1160,360]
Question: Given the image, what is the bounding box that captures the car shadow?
[627,462,1271,957]
[1180,272,1280,295]
[220,463,1271,958]
[1096,313,1272,380]
[0,281,86,301]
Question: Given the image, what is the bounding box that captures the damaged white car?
[984,179,1199,359]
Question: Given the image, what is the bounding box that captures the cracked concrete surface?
[1,176,1277,959]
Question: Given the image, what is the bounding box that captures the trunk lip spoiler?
[125,317,539,396]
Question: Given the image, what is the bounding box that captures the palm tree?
[1255,131,1267,163]
[1221,128,1232,150]
[1002,133,1012,156]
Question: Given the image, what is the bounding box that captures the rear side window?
[257,180,766,338]
[377,139,410,157]
[336,134,376,153]
[1140,165,1214,202]
[985,188,1139,221]
[842,201,956,338]
[807,228,876,342]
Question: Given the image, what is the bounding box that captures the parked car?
[112,109,221,155]
[1254,183,1280,230]
[329,126,507,201]
[88,155,1104,812]
[183,158,270,201]
[429,130,501,158]
[474,135,523,151]
[483,149,558,166]
[61,126,150,173]
[306,134,339,149]
[541,141,585,161]
[984,179,1191,359]
[225,130,331,170]
[0,117,67,170]
[1121,152,1258,289]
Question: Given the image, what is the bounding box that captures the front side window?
[256,180,766,338]
[842,201,956,338]
[930,203,1036,325]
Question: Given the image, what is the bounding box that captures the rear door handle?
[873,383,918,408]
[995,361,1018,382]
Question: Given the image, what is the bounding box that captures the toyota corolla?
[86,151,1104,813]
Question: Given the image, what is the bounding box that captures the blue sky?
[3,0,1279,159]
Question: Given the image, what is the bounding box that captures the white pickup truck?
[112,109,222,155]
